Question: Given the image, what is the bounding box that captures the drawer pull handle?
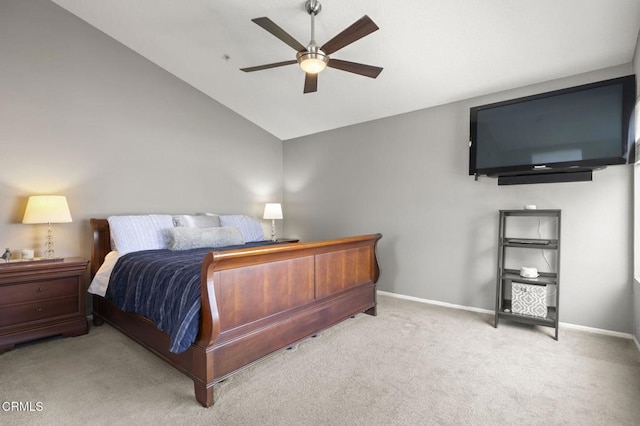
[37,307,42,312]
[37,288,43,292]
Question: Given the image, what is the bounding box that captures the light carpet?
[1,294,639,425]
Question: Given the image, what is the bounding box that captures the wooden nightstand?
[0,257,89,354]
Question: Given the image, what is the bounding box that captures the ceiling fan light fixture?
[242,1,382,93]
[297,49,328,74]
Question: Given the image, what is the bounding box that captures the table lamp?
[22,195,73,259]
[263,203,283,241]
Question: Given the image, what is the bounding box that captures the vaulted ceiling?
[51,0,640,140]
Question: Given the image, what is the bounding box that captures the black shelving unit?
[495,209,561,340]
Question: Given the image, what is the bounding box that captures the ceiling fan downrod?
[305,0,322,46]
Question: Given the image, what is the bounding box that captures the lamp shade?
[23,195,72,224]
[263,203,283,220]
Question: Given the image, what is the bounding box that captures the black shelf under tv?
[495,209,561,340]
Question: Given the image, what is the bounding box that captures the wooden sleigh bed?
[90,218,382,407]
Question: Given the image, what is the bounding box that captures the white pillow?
[219,215,265,242]
[172,214,221,228]
[107,214,174,255]
[166,226,244,250]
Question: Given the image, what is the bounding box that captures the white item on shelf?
[519,266,539,278]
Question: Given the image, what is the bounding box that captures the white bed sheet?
[87,250,120,297]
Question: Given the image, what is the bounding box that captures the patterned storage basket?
[511,282,547,318]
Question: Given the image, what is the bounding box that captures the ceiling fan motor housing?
[297,46,329,73]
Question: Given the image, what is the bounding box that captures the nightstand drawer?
[0,277,77,306]
[0,296,78,327]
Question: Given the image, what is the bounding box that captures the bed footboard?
[192,234,381,406]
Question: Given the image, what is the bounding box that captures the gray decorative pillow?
[172,214,221,228]
[166,226,244,250]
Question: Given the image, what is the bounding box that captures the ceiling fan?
[240,0,383,94]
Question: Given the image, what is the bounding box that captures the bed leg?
[365,305,377,316]
[194,381,214,408]
[93,315,104,326]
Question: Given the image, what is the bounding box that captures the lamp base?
[270,219,277,241]
[44,222,55,259]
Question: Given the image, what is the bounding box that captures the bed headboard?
[90,218,111,277]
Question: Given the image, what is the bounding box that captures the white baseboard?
[377,290,637,344]
[377,290,494,315]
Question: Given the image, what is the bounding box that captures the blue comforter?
[106,242,280,353]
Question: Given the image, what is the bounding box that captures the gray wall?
[284,65,635,333]
[0,0,283,261]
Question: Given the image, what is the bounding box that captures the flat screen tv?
[469,75,636,183]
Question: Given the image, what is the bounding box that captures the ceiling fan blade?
[327,59,383,78]
[252,17,307,52]
[303,73,318,93]
[240,60,297,72]
[321,15,379,55]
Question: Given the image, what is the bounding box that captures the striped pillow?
[107,214,174,255]
[219,215,265,243]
